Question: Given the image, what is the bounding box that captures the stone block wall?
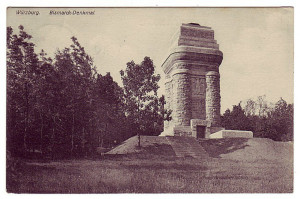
[191,76,206,120]
[173,126,193,137]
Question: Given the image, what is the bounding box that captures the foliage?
[221,96,293,141]
[221,103,252,131]
[7,26,171,159]
[120,57,171,139]
[6,26,132,159]
[7,25,40,156]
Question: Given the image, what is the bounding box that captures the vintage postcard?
[6,7,293,193]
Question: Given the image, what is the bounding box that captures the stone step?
[166,137,209,159]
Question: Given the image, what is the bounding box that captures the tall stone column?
[163,79,171,131]
[206,71,221,127]
[173,72,192,126]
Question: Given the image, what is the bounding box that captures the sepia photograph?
[6,7,294,193]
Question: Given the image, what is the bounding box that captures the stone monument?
[160,23,225,138]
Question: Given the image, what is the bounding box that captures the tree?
[120,57,167,147]
[256,95,269,117]
[244,98,256,116]
[51,36,97,157]
[222,97,293,141]
[7,25,135,159]
[91,72,129,148]
[267,98,293,141]
[221,103,252,131]
[7,25,40,156]
[7,25,174,160]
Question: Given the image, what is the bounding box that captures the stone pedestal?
[160,23,223,138]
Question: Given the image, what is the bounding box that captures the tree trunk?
[138,133,141,147]
[23,82,29,156]
[39,112,44,154]
[51,117,56,160]
[82,127,86,157]
[71,112,75,157]
[137,96,141,148]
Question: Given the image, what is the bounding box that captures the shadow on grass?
[199,138,250,158]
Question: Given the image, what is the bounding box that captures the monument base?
[159,125,192,137]
[210,130,253,139]
[159,124,176,136]
[160,119,225,138]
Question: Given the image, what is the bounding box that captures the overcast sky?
[7,7,293,113]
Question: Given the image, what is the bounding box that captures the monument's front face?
[161,23,224,138]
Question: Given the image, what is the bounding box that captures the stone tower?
[161,23,224,138]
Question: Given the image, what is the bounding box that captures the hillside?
[107,136,293,163]
[199,138,293,162]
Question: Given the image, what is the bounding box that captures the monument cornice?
[170,68,208,77]
[162,46,223,74]
[172,46,223,56]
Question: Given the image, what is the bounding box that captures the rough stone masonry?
[160,23,225,138]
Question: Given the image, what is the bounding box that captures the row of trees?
[221,96,293,141]
[7,25,170,159]
[7,25,293,159]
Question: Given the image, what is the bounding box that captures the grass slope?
[199,138,293,161]
[7,137,293,193]
[106,136,173,155]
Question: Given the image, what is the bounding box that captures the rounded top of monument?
[182,23,212,29]
[188,23,201,26]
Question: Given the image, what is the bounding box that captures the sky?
[7,7,294,113]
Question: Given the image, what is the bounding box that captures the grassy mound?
[199,138,293,162]
[108,136,293,164]
[106,136,175,157]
